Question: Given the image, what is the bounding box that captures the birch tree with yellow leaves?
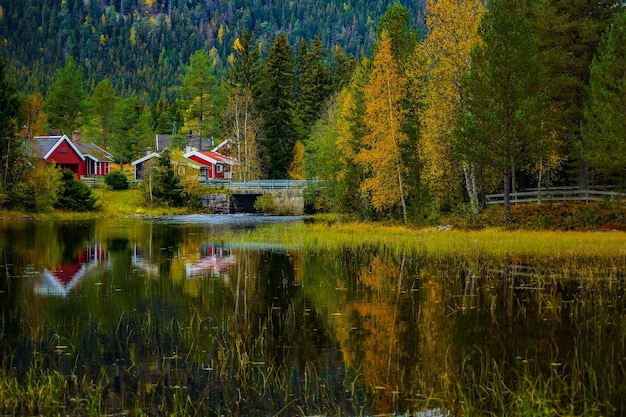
[411,0,486,213]
[355,31,409,223]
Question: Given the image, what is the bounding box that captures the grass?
[224,220,626,260]
[0,187,191,220]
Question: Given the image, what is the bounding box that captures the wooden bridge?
[486,187,626,206]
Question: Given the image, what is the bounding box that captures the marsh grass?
[0,304,372,416]
[231,220,626,261]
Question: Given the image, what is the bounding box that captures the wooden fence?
[485,187,626,206]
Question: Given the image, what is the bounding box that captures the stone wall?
[200,193,232,214]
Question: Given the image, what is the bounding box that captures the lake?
[0,216,624,416]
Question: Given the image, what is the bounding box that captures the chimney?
[72,130,81,143]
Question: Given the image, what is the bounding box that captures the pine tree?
[226,28,264,98]
[532,0,624,190]
[0,58,23,195]
[179,49,222,142]
[583,9,626,183]
[297,36,332,130]
[44,56,87,134]
[262,34,297,178]
[90,78,119,149]
[461,0,547,223]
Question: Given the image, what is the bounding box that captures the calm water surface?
[0,216,625,416]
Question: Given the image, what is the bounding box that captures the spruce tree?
[262,33,297,178]
[44,56,87,134]
[461,0,547,223]
[0,58,24,197]
[297,36,332,130]
[583,10,626,183]
[532,0,624,189]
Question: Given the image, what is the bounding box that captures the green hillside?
[0,0,425,102]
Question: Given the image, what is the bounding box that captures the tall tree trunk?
[503,166,511,223]
[386,79,407,224]
[462,162,479,214]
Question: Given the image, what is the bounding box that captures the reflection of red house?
[185,244,236,279]
[31,132,113,178]
[35,244,109,297]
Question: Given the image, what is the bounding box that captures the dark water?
[0,217,625,416]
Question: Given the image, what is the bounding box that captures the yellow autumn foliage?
[412,0,486,206]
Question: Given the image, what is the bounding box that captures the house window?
[216,164,223,173]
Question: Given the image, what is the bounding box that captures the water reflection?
[0,218,624,416]
[35,243,109,297]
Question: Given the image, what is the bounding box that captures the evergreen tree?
[112,97,151,167]
[262,34,297,178]
[330,45,356,91]
[90,78,119,149]
[44,56,87,134]
[532,0,624,189]
[0,57,24,198]
[55,170,98,211]
[297,36,332,130]
[461,0,547,223]
[583,10,626,183]
[376,2,418,64]
[179,49,222,142]
[226,28,264,98]
[147,150,184,206]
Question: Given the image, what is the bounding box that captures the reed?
[231,221,626,261]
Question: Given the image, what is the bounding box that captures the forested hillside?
[1,0,625,226]
[0,0,425,102]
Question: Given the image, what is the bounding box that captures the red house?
[184,149,239,181]
[31,132,113,178]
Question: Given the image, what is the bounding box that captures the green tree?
[297,36,332,130]
[111,97,150,168]
[461,0,547,223]
[55,170,98,211]
[44,56,87,134]
[179,49,222,142]
[330,45,355,91]
[226,28,264,98]
[145,150,184,206]
[0,57,23,199]
[533,0,624,190]
[583,10,626,183]
[262,34,298,178]
[376,1,418,64]
[90,78,119,149]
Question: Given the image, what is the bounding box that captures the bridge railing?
[486,187,626,206]
[203,179,312,192]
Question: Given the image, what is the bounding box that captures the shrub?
[10,161,62,212]
[55,170,98,211]
[104,170,129,190]
[254,194,275,214]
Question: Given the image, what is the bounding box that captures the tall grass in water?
[234,221,626,261]
[0,306,372,416]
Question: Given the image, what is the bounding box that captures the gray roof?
[76,142,114,162]
[30,135,64,158]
